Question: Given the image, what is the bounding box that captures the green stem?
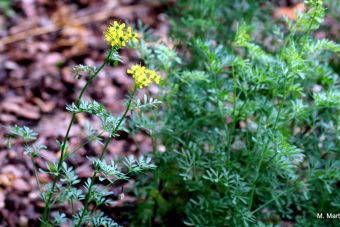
[24,141,43,199]
[75,87,137,227]
[299,13,316,56]
[248,13,316,211]
[40,53,110,225]
[260,13,317,171]
[76,137,112,225]
[69,131,104,156]
[248,70,288,210]
[248,140,269,209]
[225,58,238,167]
[251,187,295,215]
[31,157,43,198]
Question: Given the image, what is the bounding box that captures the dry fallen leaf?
[273,3,305,21]
[13,179,31,192]
[2,100,41,120]
[0,191,4,209]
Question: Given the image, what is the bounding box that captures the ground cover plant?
[5,21,160,226]
[1,0,339,226]
[134,0,340,226]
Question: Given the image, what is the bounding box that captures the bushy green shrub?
[135,0,340,226]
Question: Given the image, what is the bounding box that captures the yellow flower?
[104,21,139,48]
[127,64,161,88]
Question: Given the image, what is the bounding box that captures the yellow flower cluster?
[104,21,138,48]
[127,64,161,88]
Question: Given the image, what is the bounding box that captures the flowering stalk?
[6,20,160,226]
[75,60,161,227]
[75,87,137,226]
[40,21,140,225]
[75,62,160,225]
[40,55,110,225]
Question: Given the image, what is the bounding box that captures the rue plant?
[134,1,340,226]
[6,21,160,226]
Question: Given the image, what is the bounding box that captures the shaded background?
[0,0,339,226]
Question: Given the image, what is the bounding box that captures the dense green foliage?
[135,0,340,226]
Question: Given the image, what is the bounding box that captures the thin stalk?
[248,14,316,211]
[91,203,99,215]
[212,71,229,146]
[262,76,288,167]
[31,157,43,198]
[274,74,289,127]
[299,13,317,56]
[260,13,317,170]
[251,187,295,215]
[150,133,160,226]
[75,87,137,226]
[69,131,105,156]
[76,137,111,225]
[248,24,292,210]
[102,170,133,191]
[40,52,111,225]
[225,52,249,168]
[71,200,75,215]
[151,133,157,155]
[248,68,289,210]
[248,141,269,209]
[24,141,43,199]
[224,59,238,167]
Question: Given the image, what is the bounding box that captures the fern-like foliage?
[66,100,123,136]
